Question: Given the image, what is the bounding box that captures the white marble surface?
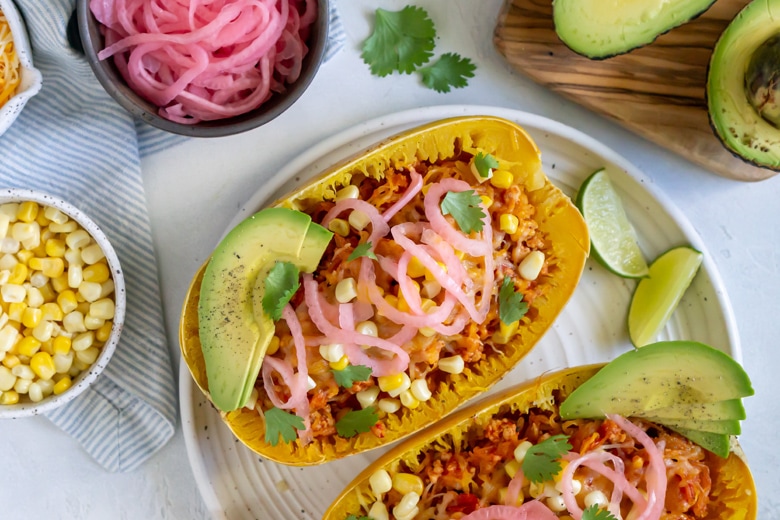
[2,1,777,518]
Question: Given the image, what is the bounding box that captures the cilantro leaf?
[348,242,377,261]
[420,52,476,93]
[361,6,436,76]
[264,407,305,446]
[499,277,529,325]
[474,152,499,178]
[262,261,300,321]
[344,515,371,520]
[332,364,372,388]
[582,505,619,520]
[522,434,572,483]
[440,190,486,234]
[335,407,379,438]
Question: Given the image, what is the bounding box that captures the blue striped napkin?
[0,0,344,472]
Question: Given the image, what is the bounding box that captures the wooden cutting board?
[494,0,776,182]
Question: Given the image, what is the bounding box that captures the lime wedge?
[576,168,649,278]
[628,246,703,347]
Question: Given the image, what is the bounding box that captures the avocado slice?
[707,0,780,171]
[553,0,716,59]
[198,208,332,412]
[633,399,746,421]
[560,340,754,419]
[641,417,741,435]
[667,427,730,458]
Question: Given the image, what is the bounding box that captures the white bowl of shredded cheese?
[0,0,42,137]
[0,189,126,418]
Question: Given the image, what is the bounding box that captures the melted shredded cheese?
[0,10,21,107]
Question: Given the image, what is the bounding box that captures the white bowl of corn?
[0,189,125,418]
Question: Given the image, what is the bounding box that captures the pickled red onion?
[505,471,525,507]
[459,500,558,520]
[90,0,316,123]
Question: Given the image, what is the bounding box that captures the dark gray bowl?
[76,0,329,138]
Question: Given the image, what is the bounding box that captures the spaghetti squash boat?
[324,361,756,520]
[179,116,590,465]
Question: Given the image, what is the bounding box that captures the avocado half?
[552,0,716,59]
[707,0,780,171]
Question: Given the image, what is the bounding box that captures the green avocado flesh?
[198,208,333,412]
[633,399,746,421]
[560,341,753,455]
[553,0,716,59]
[668,427,730,458]
[707,0,780,170]
[640,417,741,435]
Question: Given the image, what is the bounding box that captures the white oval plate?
[179,105,740,520]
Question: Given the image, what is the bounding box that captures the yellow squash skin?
[323,365,758,520]
[179,116,591,465]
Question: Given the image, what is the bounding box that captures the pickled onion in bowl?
[90,0,317,124]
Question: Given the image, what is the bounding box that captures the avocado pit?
[745,33,780,128]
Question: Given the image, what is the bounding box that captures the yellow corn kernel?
[39,339,54,355]
[437,355,465,375]
[392,473,424,496]
[0,390,19,404]
[490,169,514,189]
[406,257,426,279]
[17,336,42,357]
[424,262,446,282]
[369,469,393,496]
[480,195,493,208]
[36,258,65,279]
[38,283,56,303]
[45,238,66,258]
[264,336,280,356]
[378,295,398,317]
[419,298,436,314]
[22,307,42,328]
[96,322,113,343]
[16,202,39,223]
[53,375,72,395]
[52,336,72,355]
[421,184,431,195]
[16,249,34,265]
[499,487,525,507]
[504,459,521,478]
[7,302,27,322]
[418,326,436,337]
[493,320,519,345]
[334,185,359,201]
[378,373,406,392]
[36,210,50,227]
[553,460,570,482]
[329,355,350,371]
[57,290,79,314]
[2,354,20,369]
[327,218,350,237]
[499,214,519,234]
[30,351,56,380]
[40,302,64,321]
[51,274,69,293]
[399,389,420,409]
[7,263,28,284]
[80,244,105,265]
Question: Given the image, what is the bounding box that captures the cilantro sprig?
[498,277,529,325]
[420,52,477,93]
[263,407,305,446]
[582,505,619,520]
[348,242,377,261]
[362,5,476,92]
[344,515,371,520]
[473,152,499,179]
[521,434,572,483]
[336,407,379,437]
[361,6,435,76]
[262,261,300,321]
[440,190,486,234]
[332,364,372,388]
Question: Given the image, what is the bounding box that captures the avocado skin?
[706,0,780,172]
[668,427,730,458]
[198,208,332,412]
[552,0,716,59]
